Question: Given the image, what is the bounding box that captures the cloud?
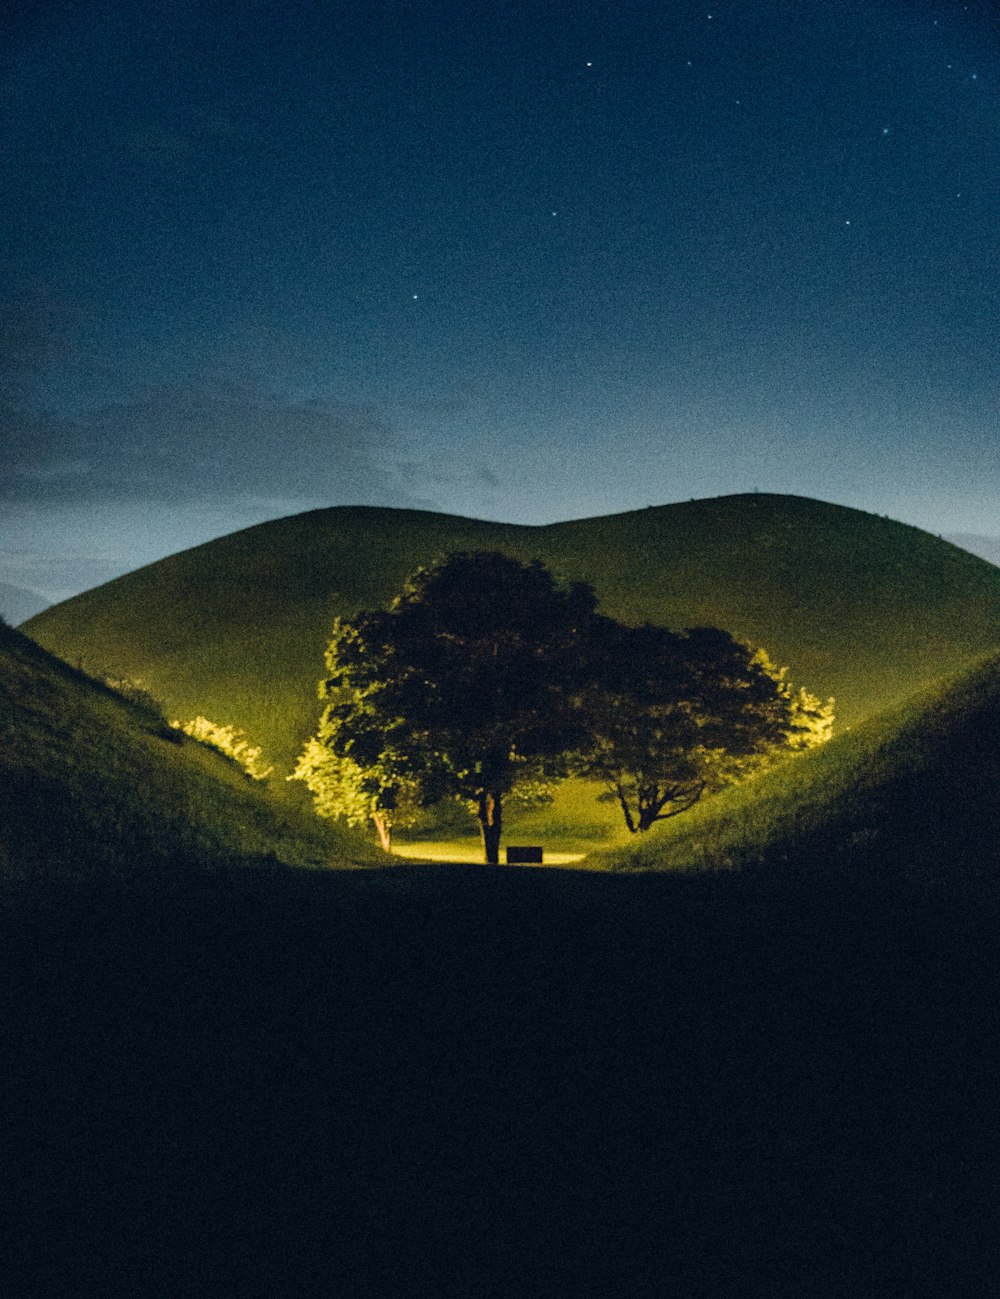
[0,377,439,511]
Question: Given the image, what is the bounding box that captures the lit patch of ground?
[391,839,588,866]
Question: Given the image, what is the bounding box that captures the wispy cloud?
[1,376,440,510]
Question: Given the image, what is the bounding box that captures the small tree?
[316,551,597,863]
[576,621,833,833]
[289,737,420,851]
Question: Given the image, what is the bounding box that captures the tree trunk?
[373,813,392,853]
[612,782,638,834]
[477,788,503,865]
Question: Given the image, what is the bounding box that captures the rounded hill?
[24,494,1000,774]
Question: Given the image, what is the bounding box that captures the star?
[881,127,890,135]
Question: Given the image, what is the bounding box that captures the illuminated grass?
[389,840,589,866]
[390,776,627,858]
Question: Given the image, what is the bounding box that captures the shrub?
[171,716,273,780]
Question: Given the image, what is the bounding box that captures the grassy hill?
[6,730,1000,1292]
[596,651,1000,885]
[23,495,1000,839]
[0,620,381,880]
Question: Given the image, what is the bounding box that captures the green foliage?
[289,735,420,849]
[594,651,1000,886]
[171,715,274,780]
[308,551,831,856]
[315,551,598,862]
[21,495,1000,841]
[576,622,834,832]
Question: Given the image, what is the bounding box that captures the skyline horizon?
[2,1,996,604]
[5,487,999,609]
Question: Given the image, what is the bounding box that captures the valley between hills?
[5,493,1000,1293]
[12,491,1000,879]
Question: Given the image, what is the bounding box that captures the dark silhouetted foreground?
[5,863,999,1296]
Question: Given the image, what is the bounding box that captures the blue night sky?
[1,0,997,599]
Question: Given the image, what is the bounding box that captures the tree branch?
[651,782,706,822]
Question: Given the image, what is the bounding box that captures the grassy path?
[390,838,590,866]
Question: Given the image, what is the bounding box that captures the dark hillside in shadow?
[0,621,379,880]
[7,524,1000,1292]
[5,862,1000,1294]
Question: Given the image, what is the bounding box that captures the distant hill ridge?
[946,534,1000,569]
[0,582,50,626]
[24,495,1000,781]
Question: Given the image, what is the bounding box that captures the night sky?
[2,0,997,600]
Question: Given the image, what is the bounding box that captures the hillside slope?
[24,495,1000,776]
[0,622,380,879]
[597,652,1000,885]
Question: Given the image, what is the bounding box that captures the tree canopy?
[295,550,833,860]
[304,551,598,863]
[289,737,421,851]
[575,619,833,832]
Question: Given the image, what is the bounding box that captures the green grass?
[0,620,384,880]
[22,494,1000,843]
[395,776,628,859]
[7,507,1000,1288]
[593,650,1000,885]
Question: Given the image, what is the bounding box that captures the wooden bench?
[505,845,543,864]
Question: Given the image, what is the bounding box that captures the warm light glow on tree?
[574,624,835,833]
[171,716,273,781]
[303,551,597,863]
[289,735,420,852]
[295,553,836,856]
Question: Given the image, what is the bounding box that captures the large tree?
[312,551,598,863]
[576,619,834,833]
